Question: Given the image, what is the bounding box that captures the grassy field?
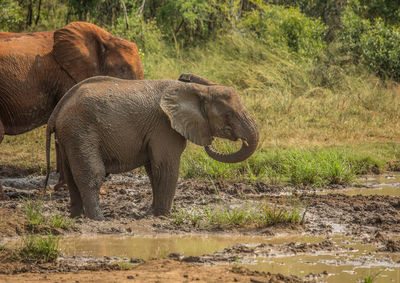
[1,33,400,186]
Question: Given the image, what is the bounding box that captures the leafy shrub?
[360,20,400,81]
[239,5,326,57]
[0,0,24,32]
[338,6,371,61]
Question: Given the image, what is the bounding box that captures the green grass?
[23,199,47,233]
[2,33,400,186]
[18,234,60,263]
[23,198,75,233]
[181,144,397,186]
[49,214,76,230]
[170,202,304,229]
[115,260,136,270]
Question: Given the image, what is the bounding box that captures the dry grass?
[1,34,400,185]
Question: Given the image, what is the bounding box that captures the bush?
[0,0,24,32]
[338,7,371,61]
[239,5,326,58]
[360,20,400,81]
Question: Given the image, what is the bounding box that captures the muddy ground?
[0,170,400,282]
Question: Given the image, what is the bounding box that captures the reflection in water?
[59,234,400,283]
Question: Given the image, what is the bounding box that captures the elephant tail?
[44,125,54,189]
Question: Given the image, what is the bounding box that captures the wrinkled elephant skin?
[45,74,258,220]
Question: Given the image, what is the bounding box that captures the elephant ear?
[178,73,217,86]
[160,84,212,146]
[53,22,107,82]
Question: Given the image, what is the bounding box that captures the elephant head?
[52,22,143,83]
[161,74,259,163]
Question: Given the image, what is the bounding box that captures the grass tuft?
[23,198,75,233]
[18,234,60,263]
[171,202,303,229]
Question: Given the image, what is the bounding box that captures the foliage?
[18,234,60,263]
[0,0,24,31]
[360,20,400,81]
[239,4,326,57]
[23,198,76,233]
[337,6,371,61]
[350,0,400,26]
[171,202,303,228]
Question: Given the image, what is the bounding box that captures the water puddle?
[319,173,400,197]
[59,234,322,259]
[244,235,400,283]
[56,234,400,283]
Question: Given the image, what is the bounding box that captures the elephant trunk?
[205,114,258,163]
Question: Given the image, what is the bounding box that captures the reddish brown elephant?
[0,22,143,196]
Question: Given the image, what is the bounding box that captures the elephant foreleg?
[147,135,186,216]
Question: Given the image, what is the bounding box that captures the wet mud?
[0,172,400,282]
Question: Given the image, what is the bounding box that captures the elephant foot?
[85,214,105,221]
[83,207,105,221]
[153,207,171,217]
[70,205,83,218]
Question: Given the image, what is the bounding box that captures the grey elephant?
[44,74,258,220]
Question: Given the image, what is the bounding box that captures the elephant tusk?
[242,139,249,147]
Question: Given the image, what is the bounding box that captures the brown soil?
[0,259,303,283]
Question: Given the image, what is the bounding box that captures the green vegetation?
[115,260,136,270]
[362,276,374,283]
[18,234,60,263]
[1,1,400,187]
[171,202,304,228]
[23,199,76,233]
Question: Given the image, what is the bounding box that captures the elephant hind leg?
[60,148,83,218]
[54,137,67,191]
[66,147,106,220]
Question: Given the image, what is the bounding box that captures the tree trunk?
[26,0,33,27]
[120,0,129,31]
[35,0,42,25]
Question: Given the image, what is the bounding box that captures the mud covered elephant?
[44,74,259,220]
[0,22,143,194]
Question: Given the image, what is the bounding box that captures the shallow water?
[59,234,323,259]
[318,173,400,197]
[244,235,400,283]
[58,234,400,282]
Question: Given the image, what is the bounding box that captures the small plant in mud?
[18,234,60,263]
[258,204,303,226]
[22,198,76,233]
[359,272,381,283]
[170,202,304,229]
[49,214,76,230]
[115,260,136,270]
[24,198,46,232]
